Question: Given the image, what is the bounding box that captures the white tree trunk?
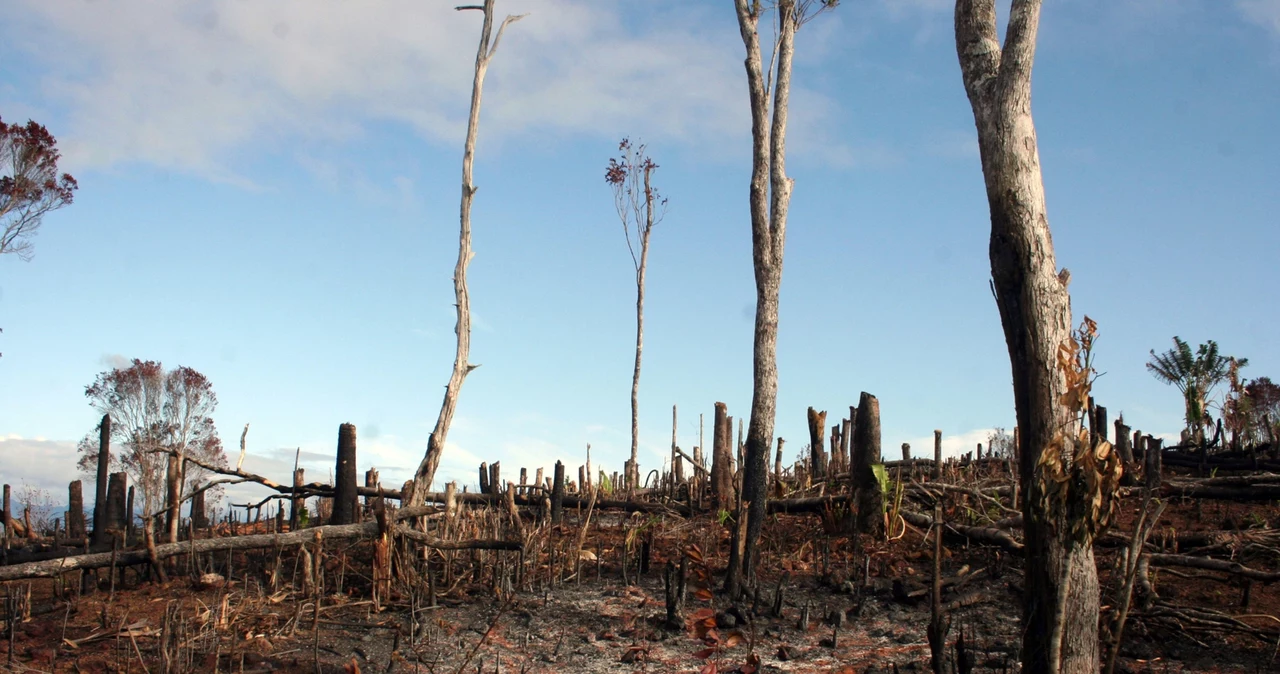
[411,1,523,503]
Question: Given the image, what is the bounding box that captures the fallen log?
[900,511,1023,554]
[1146,553,1280,583]
[0,505,517,582]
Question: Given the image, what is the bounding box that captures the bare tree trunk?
[410,0,524,503]
[164,452,181,543]
[954,1,1098,671]
[733,0,797,591]
[629,225,650,491]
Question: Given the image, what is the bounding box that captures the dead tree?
[106,472,127,533]
[955,0,1109,670]
[332,423,359,525]
[91,414,111,546]
[606,138,666,490]
[711,402,734,512]
[733,0,838,586]
[807,407,827,479]
[852,392,883,537]
[409,0,525,503]
[67,481,86,540]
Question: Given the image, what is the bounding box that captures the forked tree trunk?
[410,0,524,503]
[954,1,1097,670]
[733,0,799,589]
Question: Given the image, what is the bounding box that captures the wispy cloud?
[5,0,852,184]
[1238,0,1280,35]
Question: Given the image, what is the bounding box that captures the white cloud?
[0,437,85,498]
[6,0,852,183]
[1238,0,1280,35]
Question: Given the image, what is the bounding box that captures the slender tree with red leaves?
[605,138,666,491]
[0,116,77,262]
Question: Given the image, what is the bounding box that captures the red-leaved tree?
[0,115,78,358]
[0,116,77,261]
[79,360,226,539]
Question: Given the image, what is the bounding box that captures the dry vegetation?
[4,436,1280,674]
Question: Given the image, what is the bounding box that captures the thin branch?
[487,13,528,61]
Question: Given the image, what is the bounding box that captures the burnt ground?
[2,495,1279,674]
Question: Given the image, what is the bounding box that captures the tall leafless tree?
[605,139,667,490]
[410,1,525,503]
[955,1,1101,670]
[732,0,838,588]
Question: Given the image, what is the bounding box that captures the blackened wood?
[711,402,734,512]
[106,472,127,532]
[92,414,111,546]
[66,481,86,540]
[332,423,359,525]
[191,485,208,530]
[852,392,883,537]
[1145,437,1163,492]
[902,443,912,461]
[774,437,785,496]
[489,461,501,496]
[1115,418,1135,468]
[3,484,10,549]
[844,410,856,473]
[290,468,304,530]
[551,461,565,525]
[125,485,135,542]
[479,462,490,495]
[933,430,943,480]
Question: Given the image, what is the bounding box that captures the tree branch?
[954,0,1001,107]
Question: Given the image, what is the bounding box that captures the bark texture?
[411,0,523,502]
[852,392,883,537]
[954,1,1097,671]
[733,0,799,588]
[807,407,827,479]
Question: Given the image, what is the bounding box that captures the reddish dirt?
[1,480,1277,673]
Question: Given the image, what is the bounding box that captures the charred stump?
[91,414,111,547]
[852,392,883,538]
[332,423,359,525]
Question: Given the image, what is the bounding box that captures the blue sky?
[1,0,1277,508]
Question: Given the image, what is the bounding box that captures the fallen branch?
[0,505,518,581]
[1146,553,1280,583]
[900,511,1023,554]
